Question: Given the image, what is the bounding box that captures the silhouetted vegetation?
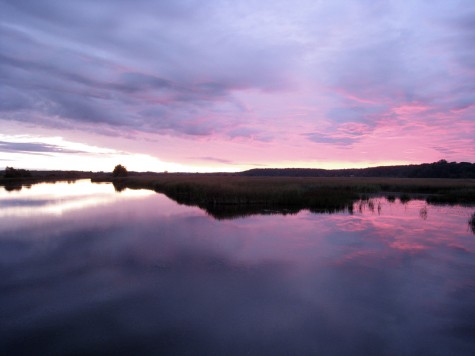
[2,160,475,219]
[0,170,110,189]
[112,180,127,192]
[4,182,23,191]
[399,193,411,204]
[469,213,475,234]
[4,167,32,178]
[93,175,475,219]
[112,164,128,177]
[386,194,396,202]
[241,160,475,178]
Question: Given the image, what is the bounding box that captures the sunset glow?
[1,1,474,171]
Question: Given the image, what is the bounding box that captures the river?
[1,180,474,355]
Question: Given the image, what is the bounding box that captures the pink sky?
[0,1,474,172]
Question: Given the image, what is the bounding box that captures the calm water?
[1,180,474,355]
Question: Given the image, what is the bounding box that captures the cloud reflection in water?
[0,181,474,354]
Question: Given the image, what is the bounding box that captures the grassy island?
[92,175,475,219]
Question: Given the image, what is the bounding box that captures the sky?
[1,0,474,172]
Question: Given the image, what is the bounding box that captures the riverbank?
[0,171,109,191]
[0,177,80,191]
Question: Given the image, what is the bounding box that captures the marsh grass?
[469,213,475,234]
[386,194,396,202]
[93,175,475,219]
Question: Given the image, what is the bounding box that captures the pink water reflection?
[1,182,475,354]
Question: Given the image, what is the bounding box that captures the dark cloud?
[304,133,359,147]
[432,146,457,156]
[117,73,173,93]
[0,0,299,139]
[446,11,475,70]
[187,156,270,167]
[0,0,474,152]
[0,141,84,155]
[307,3,475,132]
[189,157,234,164]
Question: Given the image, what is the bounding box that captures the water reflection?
[419,205,428,220]
[1,181,475,354]
[0,180,154,217]
[470,213,475,234]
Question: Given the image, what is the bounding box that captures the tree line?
[241,160,475,178]
[3,167,32,178]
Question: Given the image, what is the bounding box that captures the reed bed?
[469,213,475,234]
[92,175,475,219]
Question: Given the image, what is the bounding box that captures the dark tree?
[4,167,32,178]
[240,160,475,178]
[112,164,128,177]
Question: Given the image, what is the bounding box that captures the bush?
[4,167,32,178]
[112,164,128,177]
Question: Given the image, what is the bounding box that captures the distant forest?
[2,160,475,180]
[240,160,475,178]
